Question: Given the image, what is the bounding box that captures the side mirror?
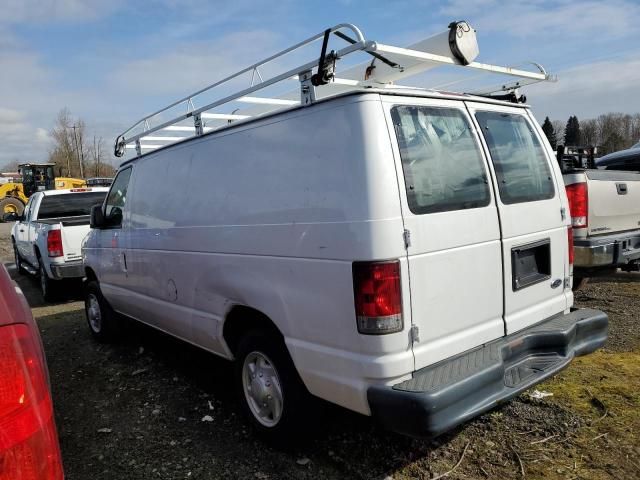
[90,204,105,229]
[3,212,21,222]
[108,207,123,227]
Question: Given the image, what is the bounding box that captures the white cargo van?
[83,22,607,440]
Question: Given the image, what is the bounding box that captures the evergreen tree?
[541,116,557,148]
[564,116,581,145]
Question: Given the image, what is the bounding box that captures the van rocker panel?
[367,308,607,438]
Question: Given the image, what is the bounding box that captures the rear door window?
[475,111,555,204]
[391,105,491,214]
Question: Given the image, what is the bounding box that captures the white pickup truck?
[9,188,108,301]
[558,146,640,287]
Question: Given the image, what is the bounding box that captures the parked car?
[0,264,64,479]
[8,187,109,301]
[83,23,608,441]
[557,146,640,287]
[596,142,640,172]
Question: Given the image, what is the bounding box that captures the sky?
[1,0,639,168]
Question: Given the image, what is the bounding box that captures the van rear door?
[468,102,569,335]
[384,96,505,370]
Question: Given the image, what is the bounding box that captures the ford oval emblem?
[551,279,562,289]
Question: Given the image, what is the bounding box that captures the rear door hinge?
[403,229,411,249]
[410,325,420,343]
[560,207,566,221]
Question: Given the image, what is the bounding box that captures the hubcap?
[242,351,283,427]
[87,293,102,333]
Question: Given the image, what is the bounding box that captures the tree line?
[541,113,640,155]
[1,108,116,179]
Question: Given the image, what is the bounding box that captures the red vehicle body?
[0,265,64,479]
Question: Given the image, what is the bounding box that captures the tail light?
[47,230,63,257]
[567,227,574,266]
[565,182,588,229]
[0,324,64,480]
[352,260,403,335]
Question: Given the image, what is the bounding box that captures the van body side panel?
[467,102,569,335]
[381,96,505,372]
[120,95,410,415]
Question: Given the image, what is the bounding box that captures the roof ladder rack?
[115,21,555,157]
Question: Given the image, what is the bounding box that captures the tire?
[84,281,121,343]
[0,197,25,219]
[12,242,25,275]
[572,276,590,291]
[234,329,311,445]
[38,260,58,302]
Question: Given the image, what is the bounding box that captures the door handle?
[19,229,24,232]
[122,252,128,271]
[616,183,628,195]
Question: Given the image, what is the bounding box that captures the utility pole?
[72,124,84,178]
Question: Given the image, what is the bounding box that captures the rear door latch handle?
[616,183,628,195]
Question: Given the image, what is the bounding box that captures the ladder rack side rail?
[119,23,366,140]
[122,40,372,147]
[371,43,549,81]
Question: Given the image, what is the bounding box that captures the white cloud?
[441,0,640,38]
[0,0,123,24]
[527,57,640,120]
[0,108,51,166]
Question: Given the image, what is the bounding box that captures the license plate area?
[511,239,551,291]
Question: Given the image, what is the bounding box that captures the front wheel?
[234,330,311,445]
[84,281,121,343]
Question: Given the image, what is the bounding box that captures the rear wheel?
[38,261,58,302]
[84,281,121,342]
[234,330,311,445]
[12,242,25,275]
[0,197,25,218]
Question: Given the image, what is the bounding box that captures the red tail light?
[565,182,588,229]
[0,324,64,480]
[567,227,574,266]
[352,260,403,334]
[47,230,63,257]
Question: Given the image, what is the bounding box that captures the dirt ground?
[1,222,638,480]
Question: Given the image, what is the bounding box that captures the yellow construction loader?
[0,163,86,217]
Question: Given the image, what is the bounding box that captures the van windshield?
[37,192,107,219]
[391,106,491,214]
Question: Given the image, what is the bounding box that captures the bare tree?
[48,108,116,178]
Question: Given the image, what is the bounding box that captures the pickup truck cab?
[558,146,640,285]
[10,188,108,300]
[83,23,608,441]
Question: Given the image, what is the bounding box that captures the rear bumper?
[49,261,84,279]
[367,308,608,438]
[574,231,640,268]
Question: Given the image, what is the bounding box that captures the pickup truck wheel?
[38,261,58,302]
[13,243,25,275]
[573,276,589,291]
[84,281,121,342]
[235,330,310,445]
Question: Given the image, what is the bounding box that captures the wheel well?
[223,306,283,356]
[85,267,97,283]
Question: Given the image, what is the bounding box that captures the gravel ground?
[1,221,638,480]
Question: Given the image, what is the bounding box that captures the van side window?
[104,168,132,227]
[475,111,554,204]
[391,105,491,214]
